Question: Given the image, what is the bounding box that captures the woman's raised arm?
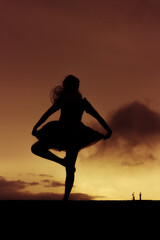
[84,98,112,139]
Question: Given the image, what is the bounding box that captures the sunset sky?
[1,0,160,200]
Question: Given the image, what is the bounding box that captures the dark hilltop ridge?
[1,199,160,213]
[1,200,160,228]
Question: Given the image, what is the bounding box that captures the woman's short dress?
[34,98,105,151]
[35,121,104,151]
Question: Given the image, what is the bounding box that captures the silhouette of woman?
[31,75,112,200]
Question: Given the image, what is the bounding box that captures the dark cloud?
[110,101,160,144]
[27,173,65,187]
[41,179,65,188]
[28,192,93,200]
[96,101,160,165]
[39,174,53,178]
[68,193,94,201]
[0,176,39,191]
[27,173,53,178]
[0,176,38,199]
[0,176,93,200]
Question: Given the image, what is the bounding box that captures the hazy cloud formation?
[0,176,93,200]
[41,179,65,188]
[97,101,160,165]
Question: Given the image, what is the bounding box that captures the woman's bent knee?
[31,141,50,155]
[31,143,37,154]
[31,142,42,155]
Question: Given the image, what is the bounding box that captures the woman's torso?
[59,93,84,125]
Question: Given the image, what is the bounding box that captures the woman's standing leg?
[63,149,79,201]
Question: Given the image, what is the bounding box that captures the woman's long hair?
[50,75,82,104]
[50,85,64,104]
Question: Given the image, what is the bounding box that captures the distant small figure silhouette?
[139,192,142,200]
[132,192,135,200]
[31,75,112,200]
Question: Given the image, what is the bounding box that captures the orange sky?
[1,0,160,200]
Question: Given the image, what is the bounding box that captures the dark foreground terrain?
[1,200,159,234]
[1,200,160,215]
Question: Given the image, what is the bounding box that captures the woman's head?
[50,75,81,103]
[62,75,80,93]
